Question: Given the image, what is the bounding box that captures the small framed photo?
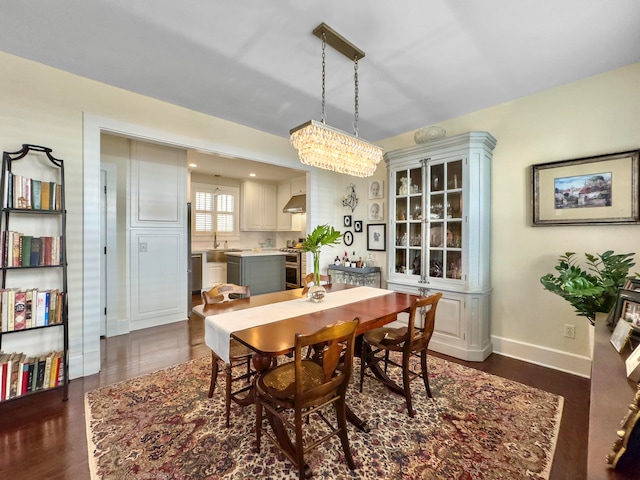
[368,201,384,221]
[354,220,363,233]
[613,289,640,329]
[369,180,384,200]
[367,224,386,251]
[623,277,640,292]
[611,319,634,353]
[626,343,640,382]
[343,215,352,228]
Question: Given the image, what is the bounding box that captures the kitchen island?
[226,251,286,295]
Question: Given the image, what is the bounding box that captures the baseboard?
[491,335,592,378]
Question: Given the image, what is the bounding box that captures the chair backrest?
[301,273,332,293]
[406,292,442,353]
[293,319,359,407]
[202,283,250,305]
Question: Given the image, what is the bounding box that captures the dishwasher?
[191,253,203,295]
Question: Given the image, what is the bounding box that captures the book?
[30,237,40,266]
[9,353,20,398]
[41,181,50,210]
[31,179,41,210]
[26,357,35,394]
[36,291,47,327]
[49,352,60,388]
[35,355,46,390]
[7,289,15,331]
[12,231,21,267]
[21,235,31,266]
[1,290,7,332]
[13,291,26,330]
[0,353,9,400]
[24,289,34,329]
[43,354,52,390]
[44,291,50,325]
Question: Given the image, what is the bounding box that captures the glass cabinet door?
[393,166,423,277]
[427,159,463,281]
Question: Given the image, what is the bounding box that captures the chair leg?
[295,410,306,480]
[359,343,368,392]
[208,352,219,398]
[421,350,432,398]
[335,398,356,470]
[225,363,232,427]
[402,352,415,417]
[255,396,263,453]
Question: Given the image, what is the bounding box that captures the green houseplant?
[540,251,636,325]
[301,224,342,302]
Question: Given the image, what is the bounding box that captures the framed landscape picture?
[531,149,640,225]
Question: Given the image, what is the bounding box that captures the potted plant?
[301,224,342,302]
[540,250,637,326]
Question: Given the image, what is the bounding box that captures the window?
[192,183,239,237]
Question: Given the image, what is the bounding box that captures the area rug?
[85,355,563,480]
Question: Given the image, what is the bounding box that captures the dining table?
[192,284,418,470]
[193,283,417,420]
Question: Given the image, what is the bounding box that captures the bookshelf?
[0,144,68,402]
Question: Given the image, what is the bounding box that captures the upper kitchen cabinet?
[385,131,496,362]
[240,180,277,231]
[277,176,306,231]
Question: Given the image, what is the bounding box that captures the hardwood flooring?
[0,296,589,479]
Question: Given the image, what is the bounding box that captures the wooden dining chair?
[359,292,442,417]
[301,273,331,294]
[255,318,359,480]
[202,283,253,427]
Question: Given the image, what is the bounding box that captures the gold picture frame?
[611,319,634,353]
[532,150,640,225]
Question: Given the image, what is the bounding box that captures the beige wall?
[380,62,640,375]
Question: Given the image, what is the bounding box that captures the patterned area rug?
[85,355,563,479]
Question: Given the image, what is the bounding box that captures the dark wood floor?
[0,296,590,480]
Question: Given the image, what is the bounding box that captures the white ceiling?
[1,1,639,177]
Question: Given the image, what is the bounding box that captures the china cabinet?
[385,131,496,361]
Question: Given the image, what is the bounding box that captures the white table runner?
[204,286,393,363]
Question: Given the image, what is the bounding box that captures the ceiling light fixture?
[290,23,383,178]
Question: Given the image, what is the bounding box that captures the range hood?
[282,194,306,213]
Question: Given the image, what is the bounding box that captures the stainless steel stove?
[281,247,303,289]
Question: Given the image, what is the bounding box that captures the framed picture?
[368,201,384,221]
[354,220,363,233]
[343,215,352,227]
[625,343,640,382]
[623,277,640,292]
[367,224,386,251]
[611,319,634,353]
[613,289,640,329]
[531,149,640,225]
[369,180,384,199]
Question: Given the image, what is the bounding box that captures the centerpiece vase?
[308,252,326,302]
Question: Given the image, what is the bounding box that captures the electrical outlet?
[564,324,576,339]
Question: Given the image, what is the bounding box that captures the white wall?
[380,62,640,376]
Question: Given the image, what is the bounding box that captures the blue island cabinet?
[226,253,286,295]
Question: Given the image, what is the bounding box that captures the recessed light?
[188,163,197,168]
[249,173,256,177]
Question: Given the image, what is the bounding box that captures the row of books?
[5,173,61,211]
[1,231,62,267]
[0,350,64,401]
[0,288,64,332]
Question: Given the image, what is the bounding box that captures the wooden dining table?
[193,284,418,474]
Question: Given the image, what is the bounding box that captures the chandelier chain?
[321,33,327,124]
[353,56,359,137]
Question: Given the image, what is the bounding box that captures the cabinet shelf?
[0,144,68,403]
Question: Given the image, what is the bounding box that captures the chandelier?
[290,23,383,178]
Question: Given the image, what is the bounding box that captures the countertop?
[225,250,287,258]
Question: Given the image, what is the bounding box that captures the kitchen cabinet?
[240,180,277,231]
[203,262,227,290]
[276,177,305,231]
[226,252,285,295]
[385,131,496,361]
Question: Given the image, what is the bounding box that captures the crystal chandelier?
[290,23,383,178]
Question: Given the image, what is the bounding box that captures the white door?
[100,170,107,336]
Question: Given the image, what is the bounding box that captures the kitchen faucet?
[213,231,220,249]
